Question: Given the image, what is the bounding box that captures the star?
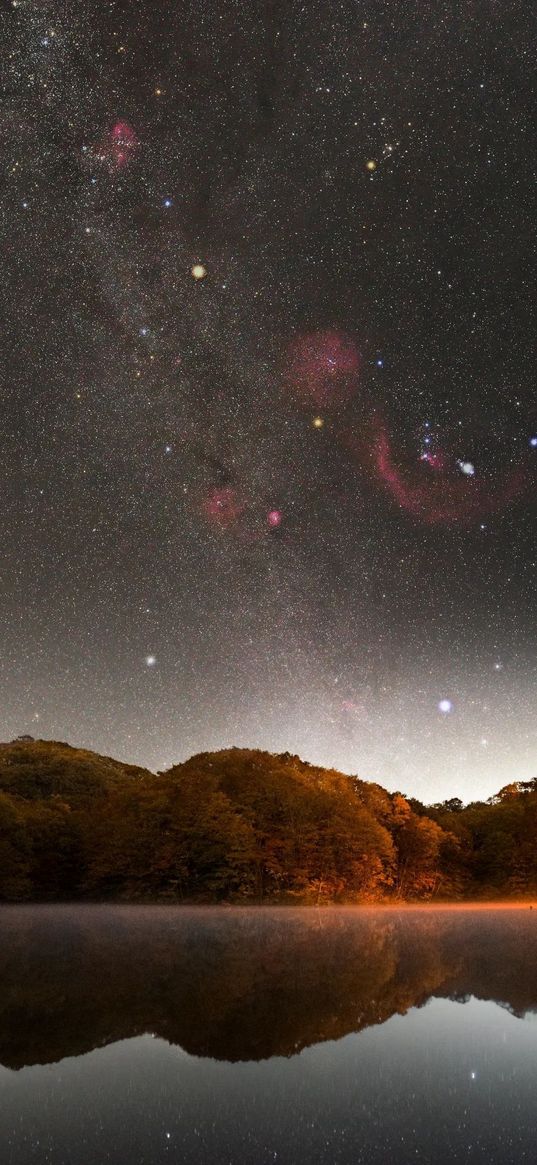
[3,0,535,817]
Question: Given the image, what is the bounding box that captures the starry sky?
[2,0,536,802]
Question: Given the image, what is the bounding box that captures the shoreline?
[1,900,535,911]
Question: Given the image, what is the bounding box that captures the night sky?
[2,0,536,802]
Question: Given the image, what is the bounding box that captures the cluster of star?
[2,0,536,802]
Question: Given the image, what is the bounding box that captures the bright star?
[530,437,537,448]
[191,263,207,280]
[438,699,453,714]
[145,655,157,667]
[457,460,475,476]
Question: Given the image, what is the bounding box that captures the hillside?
[0,738,148,805]
[0,739,536,901]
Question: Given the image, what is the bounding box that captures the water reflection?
[1,905,537,1069]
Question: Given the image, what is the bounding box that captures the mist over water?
[1,906,537,1164]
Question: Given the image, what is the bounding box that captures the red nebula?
[341,699,365,714]
[89,121,139,171]
[202,487,244,528]
[267,509,283,527]
[420,449,448,472]
[371,422,527,526]
[109,121,138,168]
[285,329,362,409]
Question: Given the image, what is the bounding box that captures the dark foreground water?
[1,907,537,1165]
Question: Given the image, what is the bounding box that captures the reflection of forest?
[1,906,536,1070]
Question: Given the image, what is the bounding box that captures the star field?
[1,0,536,801]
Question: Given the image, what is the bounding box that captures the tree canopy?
[0,739,535,901]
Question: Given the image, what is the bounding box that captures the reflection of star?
[145,655,157,667]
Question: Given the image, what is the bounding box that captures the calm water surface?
[1,905,537,1164]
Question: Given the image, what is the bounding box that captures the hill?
[0,739,536,901]
[0,737,148,805]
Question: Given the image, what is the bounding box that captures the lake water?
[1,906,537,1165]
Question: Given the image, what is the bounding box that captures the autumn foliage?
[0,739,536,902]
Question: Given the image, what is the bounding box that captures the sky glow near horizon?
[1,0,536,803]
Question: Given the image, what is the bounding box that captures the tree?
[0,792,32,900]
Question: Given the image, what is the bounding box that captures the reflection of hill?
[1,906,536,1070]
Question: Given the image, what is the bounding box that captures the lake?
[1,905,536,1164]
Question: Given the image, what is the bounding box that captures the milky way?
[1,0,536,801]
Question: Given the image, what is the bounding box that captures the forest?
[0,737,536,902]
